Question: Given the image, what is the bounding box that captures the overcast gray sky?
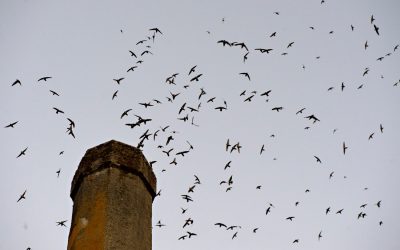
[1,0,400,249]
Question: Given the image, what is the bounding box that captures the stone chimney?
[67,140,156,250]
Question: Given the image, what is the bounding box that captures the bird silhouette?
[373,24,380,35]
[149,28,163,35]
[53,107,64,114]
[17,190,27,202]
[188,65,197,75]
[314,156,322,163]
[113,78,124,84]
[239,72,250,81]
[17,147,28,158]
[11,79,22,86]
[38,76,52,82]
[112,90,118,100]
[5,121,18,128]
[190,74,202,82]
[56,220,68,227]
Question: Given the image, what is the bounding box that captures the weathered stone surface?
[67,140,156,250]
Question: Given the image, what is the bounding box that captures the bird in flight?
[373,24,380,35]
[120,109,132,119]
[343,142,348,155]
[217,40,231,47]
[149,28,163,35]
[53,107,64,114]
[255,48,273,54]
[38,76,52,82]
[190,74,203,82]
[17,147,28,158]
[112,90,118,100]
[113,78,124,84]
[49,90,60,96]
[188,65,197,75]
[11,79,21,86]
[272,107,283,112]
[17,190,27,202]
[314,156,322,163]
[5,121,18,128]
[56,220,68,227]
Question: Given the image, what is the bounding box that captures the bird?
[56,169,61,178]
[49,90,60,96]
[112,90,118,100]
[296,108,306,115]
[53,107,64,114]
[253,228,259,233]
[56,220,68,227]
[38,76,52,82]
[270,31,277,37]
[329,171,334,179]
[17,190,26,202]
[141,50,153,56]
[380,124,384,133]
[176,150,189,157]
[293,239,299,243]
[17,147,28,158]
[336,209,344,214]
[149,27,163,34]
[224,161,232,170]
[286,216,295,221]
[215,222,227,228]
[287,42,294,48]
[244,95,254,102]
[127,66,137,72]
[341,82,345,91]
[113,78,124,84]
[371,15,375,23]
[241,51,250,63]
[272,107,283,112]
[183,218,194,228]
[376,200,382,208]
[326,207,331,215]
[190,74,202,82]
[11,79,22,86]
[5,121,18,128]
[155,220,166,228]
[194,175,201,185]
[232,232,238,239]
[368,133,374,140]
[260,90,272,97]
[265,206,271,215]
[260,144,265,155]
[318,231,322,241]
[181,194,193,202]
[178,235,187,240]
[343,142,348,155]
[217,40,231,47]
[188,65,197,75]
[314,156,322,163]
[187,231,197,238]
[129,50,137,57]
[239,72,250,81]
[255,48,273,54]
[374,24,380,35]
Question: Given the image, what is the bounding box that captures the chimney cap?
[70,140,157,200]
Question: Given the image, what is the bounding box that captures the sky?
[1,0,400,249]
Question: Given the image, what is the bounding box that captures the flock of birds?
[5,2,399,249]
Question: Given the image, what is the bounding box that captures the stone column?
[67,140,156,250]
